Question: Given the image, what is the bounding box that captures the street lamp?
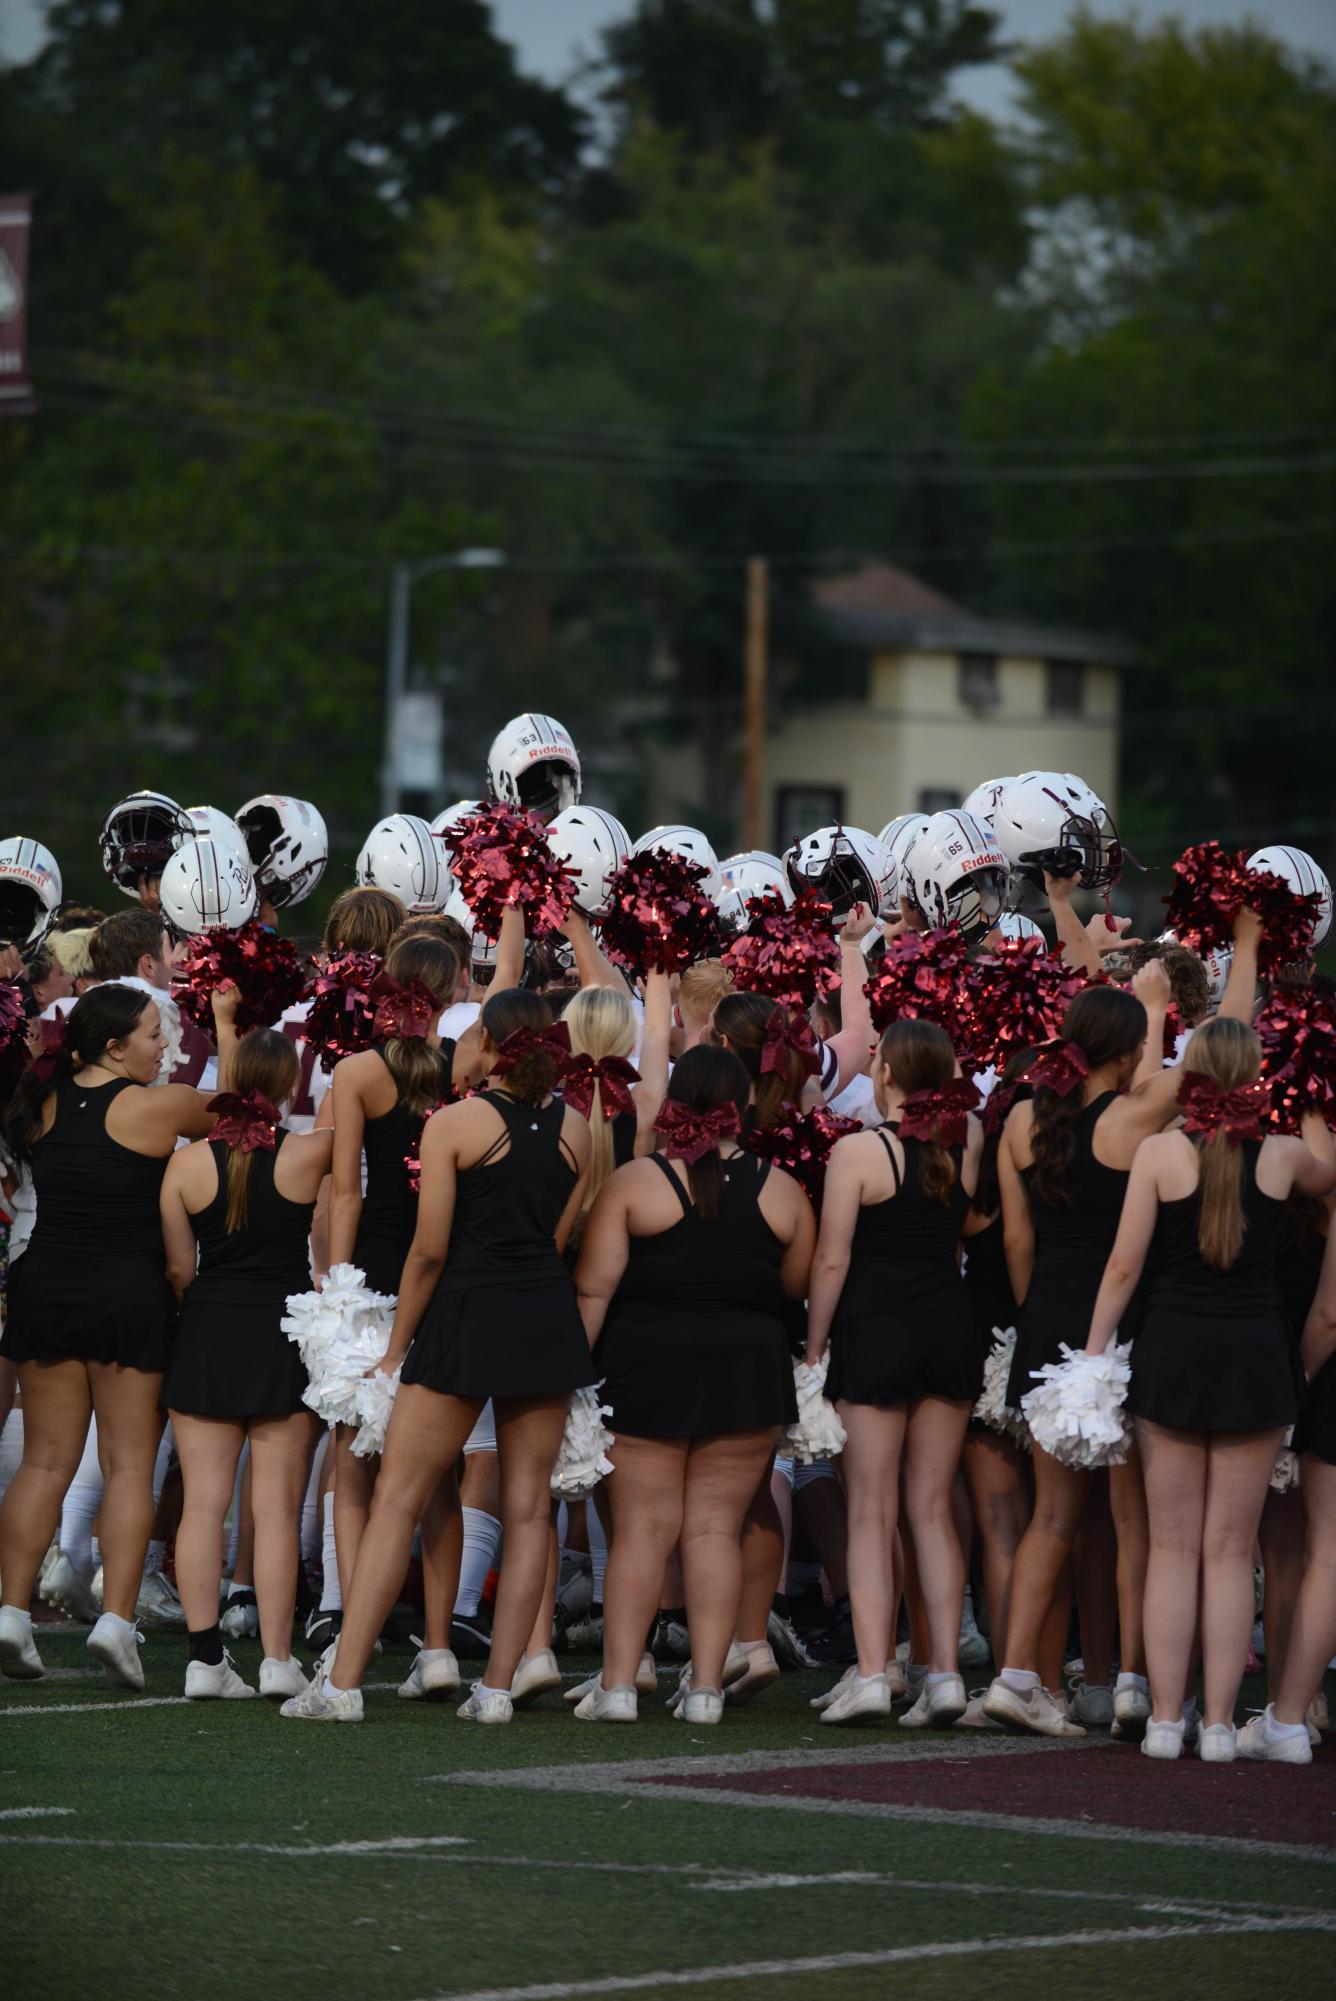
[381,547,506,817]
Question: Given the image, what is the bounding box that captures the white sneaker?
[36,1542,62,1603]
[667,1644,750,1714]
[1308,1690,1330,1735]
[0,1605,44,1679]
[955,1689,1002,1730]
[1237,1707,1312,1764]
[185,1653,257,1700]
[45,1552,100,1624]
[135,1570,187,1630]
[259,1656,310,1701]
[510,1648,562,1709]
[899,1671,968,1728]
[982,1677,1086,1739]
[723,1642,780,1706]
[958,1594,991,1669]
[457,1683,513,1724]
[1069,1681,1115,1728]
[574,1680,638,1722]
[87,1614,145,1690]
[280,1678,364,1722]
[821,1672,892,1726]
[90,1565,104,1611]
[812,1659,899,1712]
[886,1655,907,1703]
[219,1591,259,1640]
[1111,1681,1152,1741]
[635,1650,658,1695]
[398,1640,461,1702]
[678,1688,724,1725]
[1141,1716,1186,1760]
[1197,1722,1236,1763]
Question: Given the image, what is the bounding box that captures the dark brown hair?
[221,1030,300,1233]
[3,984,152,1164]
[662,1044,751,1223]
[713,991,808,1131]
[880,1018,958,1203]
[380,934,462,1116]
[483,988,561,1106]
[1129,941,1212,1028]
[1030,986,1147,1208]
[89,907,167,981]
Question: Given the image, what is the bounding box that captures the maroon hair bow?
[208,1090,282,1152]
[563,1052,640,1121]
[31,1013,70,1085]
[1022,1038,1091,1098]
[369,971,439,1042]
[982,1079,1022,1139]
[899,1078,981,1147]
[656,1097,742,1165]
[1177,1071,1267,1145]
[760,1005,822,1080]
[490,1019,572,1079]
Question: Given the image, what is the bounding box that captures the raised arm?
[562,909,622,992]
[492,905,526,995]
[634,969,671,1149]
[1085,1144,1161,1354]
[1046,869,1100,977]
[1216,906,1260,1024]
[1130,957,1172,1091]
[824,903,877,1097]
[803,1137,864,1366]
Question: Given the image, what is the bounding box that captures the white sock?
[853,1671,884,1687]
[100,1611,134,1636]
[1000,1666,1041,1693]
[322,1675,347,1701]
[319,1492,342,1612]
[225,1579,252,1601]
[2,1603,32,1630]
[926,1670,958,1688]
[143,1540,166,1578]
[151,1424,174,1507]
[59,1418,103,1574]
[736,1637,766,1653]
[588,1504,608,1605]
[456,1507,501,1618]
[1116,1671,1149,1694]
[477,1682,508,1697]
[1264,1704,1307,1740]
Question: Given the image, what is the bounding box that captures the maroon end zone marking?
[647,1741,1336,1848]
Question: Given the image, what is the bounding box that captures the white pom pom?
[350,1364,401,1459]
[1021,1341,1133,1468]
[784,1356,847,1464]
[282,1263,397,1434]
[550,1384,615,1498]
[1269,1428,1301,1493]
[971,1326,1030,1450]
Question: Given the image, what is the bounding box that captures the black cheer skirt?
[1,1247,175,1374]
[828,1283,982,1411]
[595,1307,797,1439]
[1128,1310,1297,1434]
[165,1288,310,1420]
[1293,1355,1336,1467]
[401,1278,595,1401]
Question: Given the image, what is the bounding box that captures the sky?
[3,0,1335,118]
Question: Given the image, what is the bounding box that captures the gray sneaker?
[982,1677,1086,1738]
[136,1570,187,1631]
[457,1683,513,1724]
[1069,1681,1115,1728]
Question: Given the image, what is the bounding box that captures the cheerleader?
[1082,1020,1334,1760]
[161,1029,332,1700]
[0,983,232,1686]
[805,1020,983,1726]
[282,989,592,1723]
[573,1047,814,1723]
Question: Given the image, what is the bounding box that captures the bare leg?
[902,1399,973,1672]
[1273,1456,1336,1725]
[999,1447,1087,1673]
[248,1411,320,1662]
[420,1468,463,1653]
[602,1434,688,1688]
[794,1473,849,1601]
[680,1429,782,1693]
[0,1360,91,1608]
[171,1413,246,1631]
[1136,1419,1206,1721]
[1201,1428,1286,1728]
[900,1519,931,1664]
[733,1466,786,1645]
[229,1454,255,1589]
[331,1422,376,1602]
[0,1357,17,1436]
[484,1398,571,1692]
[962,1430,1030,1653]
[88,1364,166,1621]
[1258,1486,1306,1700]
[1038,1573,1070,1694]
[838,1400,908,1678]
[521,1513,560,1661]
[1110,1445,1149,1677]
[1073,1472,1116,1688]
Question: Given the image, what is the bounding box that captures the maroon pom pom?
[968,937,1086,1073]
[1256,987,1336,1133]
[1164,841,1323,973]
[600,850,720,978]
[302,951,384,1065]
[743,1103,863,1211]
[863,925,980,1062]
[175,922,305,1039]
[452,803,577,938]
[720,892,841,1011]
[0,979,31,1099]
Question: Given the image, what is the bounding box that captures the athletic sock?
[100,1611,135,1637]
[59,1417,103,1575]
[1116,1671,1149,1694]
[736,1637,766,1653]
[188,1624,224,1667]
[588,1504,608,1605]
[1263,1704,1307,1741]
[1000,1666,1041,1693]
[456,1507,502,1619]
[225,1579,255,1602]
[925,1670,958,1688]
[1,1603,32,1630]
[319,1492,342,1612]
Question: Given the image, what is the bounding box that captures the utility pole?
[380,548,505,819]
[743,555,769,850]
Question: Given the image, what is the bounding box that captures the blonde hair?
[564,985,638,1231]
[678,958,734,1029]
[49,927,96,982]
[1181,1017,1262,1269]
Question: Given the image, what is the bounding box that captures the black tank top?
[26,1076,167,1260]
[437,1090,578,1292]
[1025,1091,1128,1277]
[1146,1143,1286,1320]
[964,1210,1017,1333]
[615,1152,786,1317]
[358,1043,455,1246]
[846,1126,968,1301]
[187,1138,315,1301]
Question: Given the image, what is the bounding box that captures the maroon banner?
[0,196,35,417]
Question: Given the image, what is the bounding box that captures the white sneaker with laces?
[1111,1681,1152,1741]
[1141,1716,1186,1759]
[955,1689,1002,1730]
[1237,1707,1312,1764]
[667,1644,750,1713]
[87,1614,145,1690]
[259,1656,310,1700]
[398,1640,461,1701]
[186,1653,257,1700]
[135,1570,187,1630]
[510,1648,562,1708]
[820,1672,892,1727]
[45,1552,101,1624]
[679,1687,724,1725]
[90,1565,104,1611]
[1069,1681,1115,1728]
[36,1542,62,1604]
[280,1679,364,1722]
[574,1680,638,1722]
[0,1605,45,1679]
[899,1671,968,1729]
[457,1683,513,1724]
[982,1677,1086,1739]
[566,1652,657,1706]
[723,1642,780,1705]
[1197,1721,1236,1762]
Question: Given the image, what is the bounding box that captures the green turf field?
[4,1627,1334,2001]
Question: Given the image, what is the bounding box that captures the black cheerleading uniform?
[164,1139,313,1418]
[964,1211,1017,1355]
[401,1090,592,1400]
[594,1152,797,1437]
[352,1043,453,1296]
[1289,1221,1336,1465]
[1128,1145,1295,1432]
[1005,1092,1127,1412]
[1,1077,175,1371]
[827,1126,979,1408]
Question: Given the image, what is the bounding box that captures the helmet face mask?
[100,792,192,894]
[901,809,1011,942]
[486,714,581,825]
[995,773,1121,894]
[0,880,42,952]
[514,759,579,820]
[235,795,328,909]
[0,837,62,951]
[783,826,895,919]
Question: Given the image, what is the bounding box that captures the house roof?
[813,562,1135,667]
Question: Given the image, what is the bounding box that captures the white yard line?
[0,1833,468,1858]
[0,1695,193,1717]
[0,1806,75,1820]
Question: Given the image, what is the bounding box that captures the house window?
[957,653,999,711]
[918,787,958,815]
[775,785,844,853]
[1046,659,1085,715]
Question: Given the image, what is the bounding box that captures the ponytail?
[713,992,808,1131]
[564,986,638,1236]
[1182,1018,1261,1270]
[1029,987,1146,1209]
[483,989,562,1106]
[879,1019,958,1204]
[220,1031,299,1233]
[378,935,460,1117]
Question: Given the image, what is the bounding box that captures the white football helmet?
[632,825,723,902]
[0,837,62,951]
[430,800,484,856]
[355,814,451,914]
[99,790,193,896]
[900,810,1010,940]
[717,851,793,933]
[186,806,250,871]
[961,777,1014,828]
[235,795,328,909]
[783,825,895,918]
[991,911,1045,944]
[877,813,931,899]
[1246,845,1333,950]
[486,713,581,821]
[993,771,1122,890]
[547,806,632,920]
[159,837,258,936]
